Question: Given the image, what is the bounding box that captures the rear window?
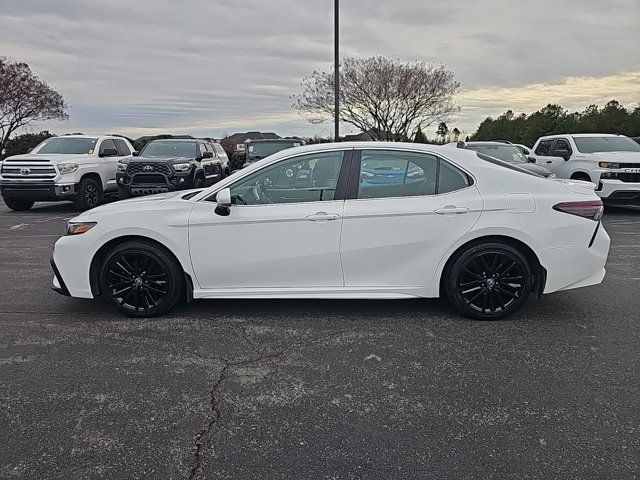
[476,152,540,177]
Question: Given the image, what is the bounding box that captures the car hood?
[3,153,92,164]
[131,156,195,163]
[590,151,640,163]
[71,190,200,222]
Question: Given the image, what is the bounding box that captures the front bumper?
[50,257,71,296]
[117,171,195,196]
[596,179,640,204]
[0,181,77,201]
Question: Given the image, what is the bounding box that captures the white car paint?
[0,135,134,205]
[51,142,610,311]
[531,134,640,202]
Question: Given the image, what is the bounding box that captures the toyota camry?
[51,142,610,320]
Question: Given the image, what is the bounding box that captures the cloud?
[1,0,638,139]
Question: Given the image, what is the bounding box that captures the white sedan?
[51,142,610,320]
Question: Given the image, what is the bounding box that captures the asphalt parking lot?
[0,198,638,479]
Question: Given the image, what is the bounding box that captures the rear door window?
[114,139,131,156]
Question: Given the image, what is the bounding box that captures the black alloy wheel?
[445,242,532,320]
[100,241,184,317]
[74,177,103,210]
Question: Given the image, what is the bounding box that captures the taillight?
[553,200,604,221]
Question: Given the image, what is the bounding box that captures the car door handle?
[434,205,469,215]
[305,212,341,222]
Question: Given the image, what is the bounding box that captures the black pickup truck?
[116,139,229,198]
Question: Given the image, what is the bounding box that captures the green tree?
[436,122,449,141]
[414,127,427,143]
[2,130,54,158]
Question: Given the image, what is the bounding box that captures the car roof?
[151,138,199,143]
[539,133,624,140]
[466,141,515,147]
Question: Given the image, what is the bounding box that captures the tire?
[571,173,591,182]
[74,177,103,211]
[118,186,131,200]
[99,240,184,318]
[3,196,35,211]
[194,175,205,189]
[444,242,533,320]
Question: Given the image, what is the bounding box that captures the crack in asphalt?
[187,344,294,480]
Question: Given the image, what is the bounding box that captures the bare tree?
[293,56,460,141]
[0,58,68,153]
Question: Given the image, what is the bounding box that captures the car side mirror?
[100,148,119,157]
[132,151,140,157]
[215,187,231,216]
[202,151,214,159]
[27,148,33,153]
[528,156,536,163]
[554,149,571,160]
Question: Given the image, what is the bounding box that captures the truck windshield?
[37,137,98,155]
[248,142,298,160]
[466,145,528,164]
[141,142,197,158]
[573,136,640,154]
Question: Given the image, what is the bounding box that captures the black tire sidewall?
[2,196,35,211]
[100,241,184,317]
[194,176,205,189]
[445,242,532,320]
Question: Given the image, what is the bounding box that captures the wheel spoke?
[496,285,519,299]
[494,290,507,311]
[463,268,483,280]
[464,287,486,306]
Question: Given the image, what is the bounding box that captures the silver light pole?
[334,0,339,142]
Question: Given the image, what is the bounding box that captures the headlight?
[173,163,192,172]
[599,162,619,169]
[66,221,97,235]
[117,158,132,172]
[58,162,79,175]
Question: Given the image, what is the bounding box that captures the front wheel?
[3,196,35,211]
[74,177,103,210]
[99,241,184,317]
[444,242,533,320]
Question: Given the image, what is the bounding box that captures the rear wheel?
[99,241,184,317]
[3,196,35,211]
[444,242,532,320]
[74,177,102,210]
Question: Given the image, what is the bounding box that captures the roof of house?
[223,131,281,144]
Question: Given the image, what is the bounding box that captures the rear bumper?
[596,180,640,204]
[539,223,610,294]
[0,181,77,201]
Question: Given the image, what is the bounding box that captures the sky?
[1,0,639,140]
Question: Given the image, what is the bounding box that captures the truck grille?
[1,162,57,179]
[127,163,172,176]
[614,172,640,183]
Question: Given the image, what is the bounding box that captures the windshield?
[466,144,528,164]
[248,142,298,160]
[37,137,98,155]
[141,142,197,158]
[573,136,640,154]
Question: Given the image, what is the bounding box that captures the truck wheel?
[3,196,35,211]
[194,176,205,189]
[74,177,103,211]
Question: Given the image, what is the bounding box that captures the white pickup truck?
[0,135,134,211]
[531,134,640,205]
